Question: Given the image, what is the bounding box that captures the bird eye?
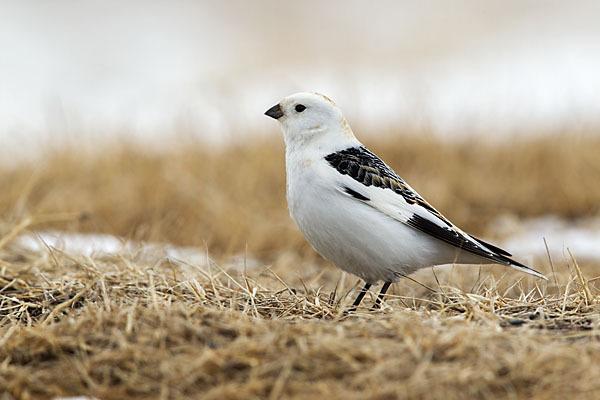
[295,104,306,112]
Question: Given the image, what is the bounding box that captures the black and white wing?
[325,146,547,280]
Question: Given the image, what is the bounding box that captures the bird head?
[265,92,358,150]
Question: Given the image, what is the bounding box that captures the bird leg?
[371,282,392,310]
[347,282,372,312]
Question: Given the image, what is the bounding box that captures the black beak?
[264,103,284,119]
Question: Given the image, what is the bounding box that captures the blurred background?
[3,1,600,152]
[1,1,599,264]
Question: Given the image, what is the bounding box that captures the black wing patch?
[326,147,542,275]
[406,214,527,268]
[343,186,370,201]
[325,146,451,227]
[467,234,512,257]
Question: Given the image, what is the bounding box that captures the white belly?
[286,160,465,284]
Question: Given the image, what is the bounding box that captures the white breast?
[285,151,461,284]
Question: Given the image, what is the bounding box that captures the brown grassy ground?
[2,133,599,257]
[1,134,600,399]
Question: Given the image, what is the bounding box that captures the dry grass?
[2,133,599,257]
[1,229,600,400]
[1,133,600,399]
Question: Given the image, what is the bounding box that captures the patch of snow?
[491,216,600,261]
[18,231,127,256]
[16,231,260,271]
[54,397,99,400]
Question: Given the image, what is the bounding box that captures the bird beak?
[264,103,284,119]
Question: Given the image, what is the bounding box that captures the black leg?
[371,282,392,310]
[347,282,371,312]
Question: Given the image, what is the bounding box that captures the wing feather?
[326,146,547,280]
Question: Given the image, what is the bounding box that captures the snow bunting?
[265,92,547,310]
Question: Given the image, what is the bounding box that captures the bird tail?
[467,234,548,280]
[499,255,548,280]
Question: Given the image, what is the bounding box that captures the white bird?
[265,92,547,310]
